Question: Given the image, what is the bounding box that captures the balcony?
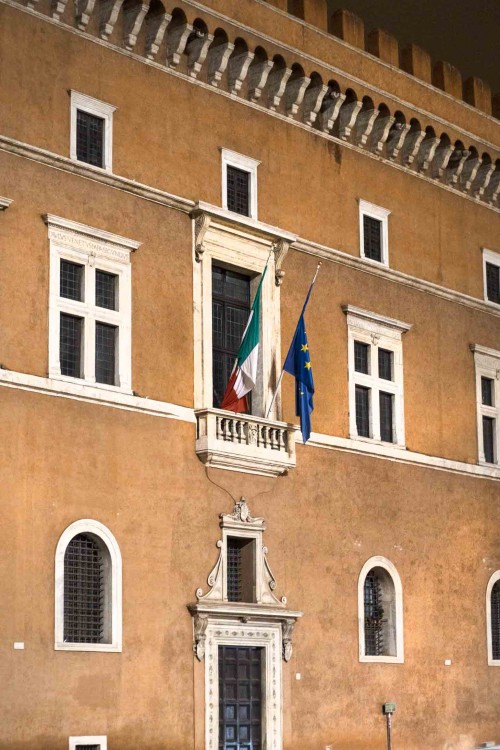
[195,409,297,477]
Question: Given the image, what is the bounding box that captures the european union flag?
[283,312,314,443]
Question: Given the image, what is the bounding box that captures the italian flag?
[220,267,267,413]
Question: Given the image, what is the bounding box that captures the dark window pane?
[227,537,243,603]
[364,569,384,656]
[486,263,500,304]
[64,533,104,643]
[96,270,117,310]
[76,746,101,750]
[219,646,262,750]
[355,385,370,437]
[354,341,369,374]
[483,416,495,463]
[482,377,494,406]
[95,322,116,385]
[227,537,254,603]
[227,166,250,216]
[76,109,104,168]
[60,260,83,301]
[212,266,251,408]
[380,391,394,442]
[363,215,382,262]
[492,581,500,660]
[378,348,393,380]
[60,314,82,378]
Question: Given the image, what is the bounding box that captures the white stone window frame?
[69,736,107,750]
[70,91,116,172]
[486,570,500,666]
[471,344,500,465]
[45,214,140,394]
[483,248,500,304]
[221,148,260,220]
[193,204,294,420]
[343,305,411,448]
[204,619,283,750]
[55,519,122,653]
[358,199,391,267]
[358,556,404,665]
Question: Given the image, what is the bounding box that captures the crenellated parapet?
[7,0,500,209]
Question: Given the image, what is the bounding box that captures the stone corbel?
[0,197,13,211]
[267,66,292,111]
[284,75,311,119]
[386,122,410,161]
[123,2,150,51]
[193,613,209,661]
[166,21,193,68]
[248,59,274,103]
[281,618,296,662]
[207,40,235,88]
[318,90,345,134]
[51,0,68,20]
[302,82,329,128]
[75,0,96,30]
[369,114,395,154]
[272,238,290,286]
[337,99,363,141]
[193,211,212,262]
[187,31,214,79]
[145,11,171,60]
[228,50,255,96]
[99,0,124,40]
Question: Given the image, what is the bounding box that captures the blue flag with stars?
[283,311,314,443]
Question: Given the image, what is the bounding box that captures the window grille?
[227,538,243,602]
[76,110,104,168]
[355,385,370,437]
[379,391,394,442]
[483,416,495,463]
[64,534,104,643]
[492,581,500,660]
[378,348,393,380]
[226,165,250,216]
[482,377,494,406]
[354,341,369,374]
[60,313,83,378]
[96,270,117,310]
[95,322,116,385]
[486,263,500,304]
[363,215,382,262]
[212,266,250,409]
[60,260,83,301]
[364,570,385,656]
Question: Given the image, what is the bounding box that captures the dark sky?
[326,0,500,94]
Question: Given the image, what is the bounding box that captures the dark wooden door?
[218,645,263,750]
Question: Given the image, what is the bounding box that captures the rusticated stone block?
[463,76,492,115]
[303,0,328,29]
[367,28,399,66]
[433,60,462,99]
[330,8,364,49]
[400,43,432,83]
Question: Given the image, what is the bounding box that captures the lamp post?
[382,702,396,750]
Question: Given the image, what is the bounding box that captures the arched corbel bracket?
[272,238,290,286]
[193,613,209,661]
[281,618,296,662]
[193,211,211,262]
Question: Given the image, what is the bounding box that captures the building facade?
[0,1,500,748]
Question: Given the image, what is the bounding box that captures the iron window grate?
[363,215,382,262]
[492,581,500,660]
[364,569,385,656]
[379,391,394,442]
[354,341,369,374]
[378,348,393,380]
[355,385,370,437]
[483,416,495,463]
[95,322,116,385]
[227,165,250,216]
[96,270,117,310]
[486,263,500,304]
[76,110,104,168]
[75,746,101,750]
[227,538,243,602]
[64,533,104,643]
[60,260,84,301]
[482,377,494,406]
[60,313,82,378]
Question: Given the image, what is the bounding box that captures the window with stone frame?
[358,199,391,266]
[221,149,260,220]
[358,556,404,664]
[70,91,116,172]
[471,344,500,466]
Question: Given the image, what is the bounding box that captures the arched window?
[55,520,122,652]
[486,571,500,665]
[358,557,404,663]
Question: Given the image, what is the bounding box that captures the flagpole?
[265,262,321,420]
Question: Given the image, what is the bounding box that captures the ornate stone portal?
[187,498,303,662]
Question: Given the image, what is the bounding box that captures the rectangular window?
[483,416,495,464]
[47,214,137,392]
[212,266,251,409]
[379,391,394,443]
[482,377,494,406]
[70,91,116,172]
[227,166,250,217]
[355,385,370,438]
[486,262,500,304]
[363,215,382,262]
[345,305,410,446]
[218,646,263,750]
[354,341,369,374]
[359,200,391,266]
[226,536,255,603]
[76,110,104,168]
[60,314,82,378]
[69,738,107,750]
